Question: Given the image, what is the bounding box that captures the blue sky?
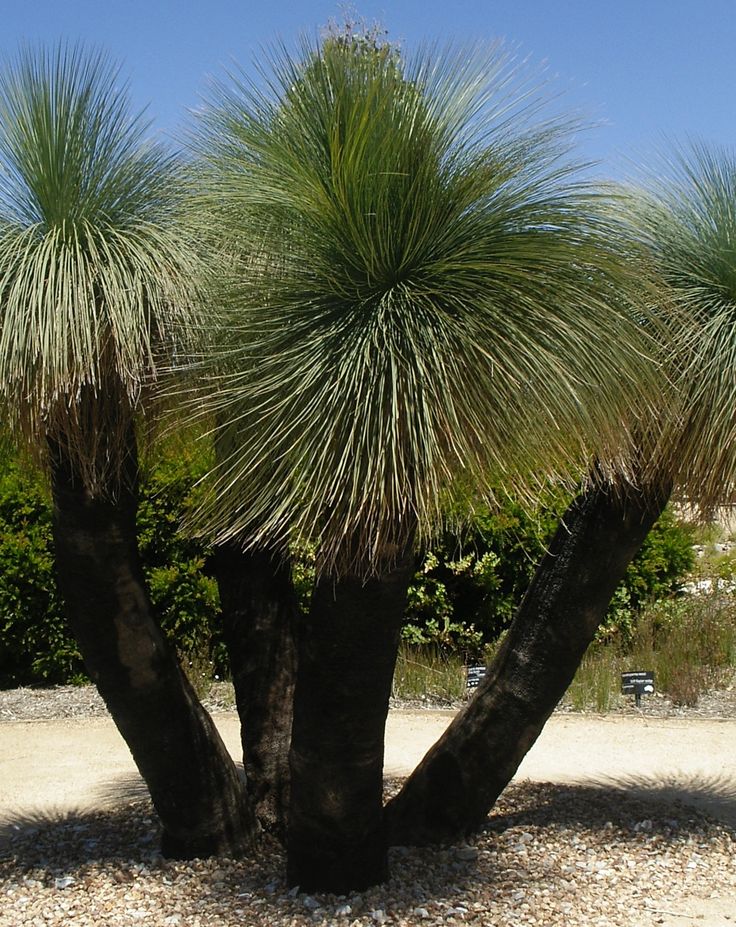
[3,1,735,176]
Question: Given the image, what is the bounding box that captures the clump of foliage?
[403,490,566,650]
[0,461,84,686]
[137,446,225,675]
[402,494,695,655]
[0,446,223,687]
[392,643,468,703]
[566,593,736,710]
[621,507,695,608]
[595,507,695,644]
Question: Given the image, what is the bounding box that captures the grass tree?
[0,44,256,857]
[387,141,736,846]
[191,30,660,891]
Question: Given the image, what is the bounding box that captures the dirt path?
[2,709,735,830]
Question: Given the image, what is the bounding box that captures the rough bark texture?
[213,541,298,838]
[49,437,258,859]
[286,545,415,894]
[385,481,670,847]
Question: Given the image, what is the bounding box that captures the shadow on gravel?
[0,780,736,927]
[4,778,732,873]
[0,800,160,867]
[0,770,155,866]
[587,771,736,829]
[486,780,736,839]
[0,762,245,867]
[92,772,152,805]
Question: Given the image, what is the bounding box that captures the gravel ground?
[1,780,734,927]
[1,685,735,926]
[0,683,238,723]
[2,674,735,722]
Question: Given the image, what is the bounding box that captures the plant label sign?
[466,665,487,689]
[621,670,655,706]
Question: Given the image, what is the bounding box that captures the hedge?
[0,453,696,687]
[0,450,220,687]
[401,494,695,658]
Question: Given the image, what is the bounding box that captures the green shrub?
[402,491,566,651]
[0,464,84,686]
[402,494,695,655]
[0,446,225,688]
[621,507,695,608]
[136,448,226,674]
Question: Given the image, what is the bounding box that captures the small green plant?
[182,649,220,701]
[636,597,736,705]
[566,649,623,712]
[291,542,317,615]
[392,644,467,702]
[402,553,485,661]
[564,593,736,711]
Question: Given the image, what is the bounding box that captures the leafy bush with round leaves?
[402,493,696,653]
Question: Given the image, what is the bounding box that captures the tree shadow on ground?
[584,771,736,829]
[0,762,247,866]
[4,775,733,870]
[485,778,736,838]
[0,799,160,867]
[1,778,733,924]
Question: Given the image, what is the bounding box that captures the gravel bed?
[2,676,736,723]
[1,781,734,927]
[0,683,237,723]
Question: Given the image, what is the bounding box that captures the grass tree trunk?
[286,541,415,893]
[386,480,670,847]
[213,540,298,838]
[48,435,258,860]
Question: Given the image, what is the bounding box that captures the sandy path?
[2,709,735,830]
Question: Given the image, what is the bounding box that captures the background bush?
[0,461,83,686]
[0,446,222,687]
[136,451,225,677]
[0,453,697,687]
[401,493,696,654]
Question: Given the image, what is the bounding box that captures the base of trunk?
[49,436,257,858]
[287,545,414,893]
[214,541,298,838]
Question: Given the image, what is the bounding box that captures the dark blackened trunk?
[386,481,670,847]
[49,436,257,859]
[213,541,298,837]
[286,544,415,893]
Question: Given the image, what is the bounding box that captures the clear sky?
[2,0,735,176]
